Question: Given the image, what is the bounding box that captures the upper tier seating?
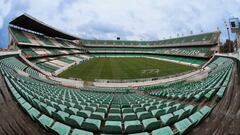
[82,32,218,47]
[10,27,79,49]
[82,32,219,58]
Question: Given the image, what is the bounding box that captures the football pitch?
[58,57,195,81]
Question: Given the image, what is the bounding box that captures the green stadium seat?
[199,105,212,119]
[123,108,134,113]
[160,113,178,126]
[77,110,91,118]
[40,105,56,116]
[111,104,121,108]
[145,105,157,112]
[173,103,185,110]
[74,104,85,110]
[173,109,189,120]
[65,115,84,128]
[107,113,122,121]
[123,113,138,121]
[21,102,32,112]
[96,107,108,113]
[134,107,145,113]
[65,107,79,115]
[71,129,94,135]
[173,109,184,119]
[174,118,194,135]
[110,108,121,113]
[151,109,165,118]
[103,121,122,134]
[124,120,143,134]
[165,106,177,113]
[142,118,161,131]
[45,100,54,107]
[131,104,141,108]
[141,103,151,108]
[37,114,54,129]
[152,126,174,135]
[50,122,71,135]
[99,104,109,108]
[184,105,197,115]
[85,106,97,112]
[216,87,227,98]
[81,118,101,132]
[27,107,41,120]
[54,104,67,111]
[52,111,70,123]
[204,89,216,100]
[90,112,105,120]
[137,111,154,120]
[189,112,204,126]
[63,101,75,108]
[128,132,149,135]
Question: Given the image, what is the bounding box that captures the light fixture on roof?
[224,19,231,41]
[190,31,193,35]
[229,18,240,33]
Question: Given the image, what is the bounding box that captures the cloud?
[0,0,11,28]
[1,0,240,48]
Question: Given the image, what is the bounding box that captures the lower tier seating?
[94,54,207,65]
[150,57,233,101]
[31,55,91,74]
[0,55,223,135]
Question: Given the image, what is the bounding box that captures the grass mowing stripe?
[117,58,138,79]
[110,58,124,79]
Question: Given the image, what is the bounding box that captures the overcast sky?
[1,0,240,48]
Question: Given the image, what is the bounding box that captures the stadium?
[0,7,240,135]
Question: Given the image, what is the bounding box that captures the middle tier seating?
[21,47,82,58]
[88,47,211,57]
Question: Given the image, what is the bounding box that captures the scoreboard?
[229,18,240,48]
[229,18,240,33]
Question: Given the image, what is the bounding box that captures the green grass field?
[58,57,195,81]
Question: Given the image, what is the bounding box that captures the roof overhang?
[9,13,79,40]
